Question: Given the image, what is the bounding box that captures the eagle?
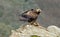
[19,8,41,25]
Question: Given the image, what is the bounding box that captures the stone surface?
[47,25,60,37]
[10,24,60,37]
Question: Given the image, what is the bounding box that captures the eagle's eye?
[31,9,34,11]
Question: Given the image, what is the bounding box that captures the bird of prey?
[19,8,41,25]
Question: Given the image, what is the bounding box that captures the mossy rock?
[31,35,41,37]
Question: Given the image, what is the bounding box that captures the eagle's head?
[36,8,41,14]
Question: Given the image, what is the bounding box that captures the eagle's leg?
[30,21,35,25]
[30,21,39,26]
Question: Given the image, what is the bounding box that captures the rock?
[9,24,57,37]
[47,25,60,37]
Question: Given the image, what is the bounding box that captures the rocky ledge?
[9,23,60,37]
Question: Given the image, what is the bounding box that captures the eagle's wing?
[19,9,38,22]
[19,10,30,21]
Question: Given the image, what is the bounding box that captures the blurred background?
[0,0,60,37]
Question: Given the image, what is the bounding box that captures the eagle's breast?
[26,11,38,18]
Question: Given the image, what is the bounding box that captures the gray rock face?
[10,24,59,37]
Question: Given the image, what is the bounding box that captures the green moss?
[31,35,41,37]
